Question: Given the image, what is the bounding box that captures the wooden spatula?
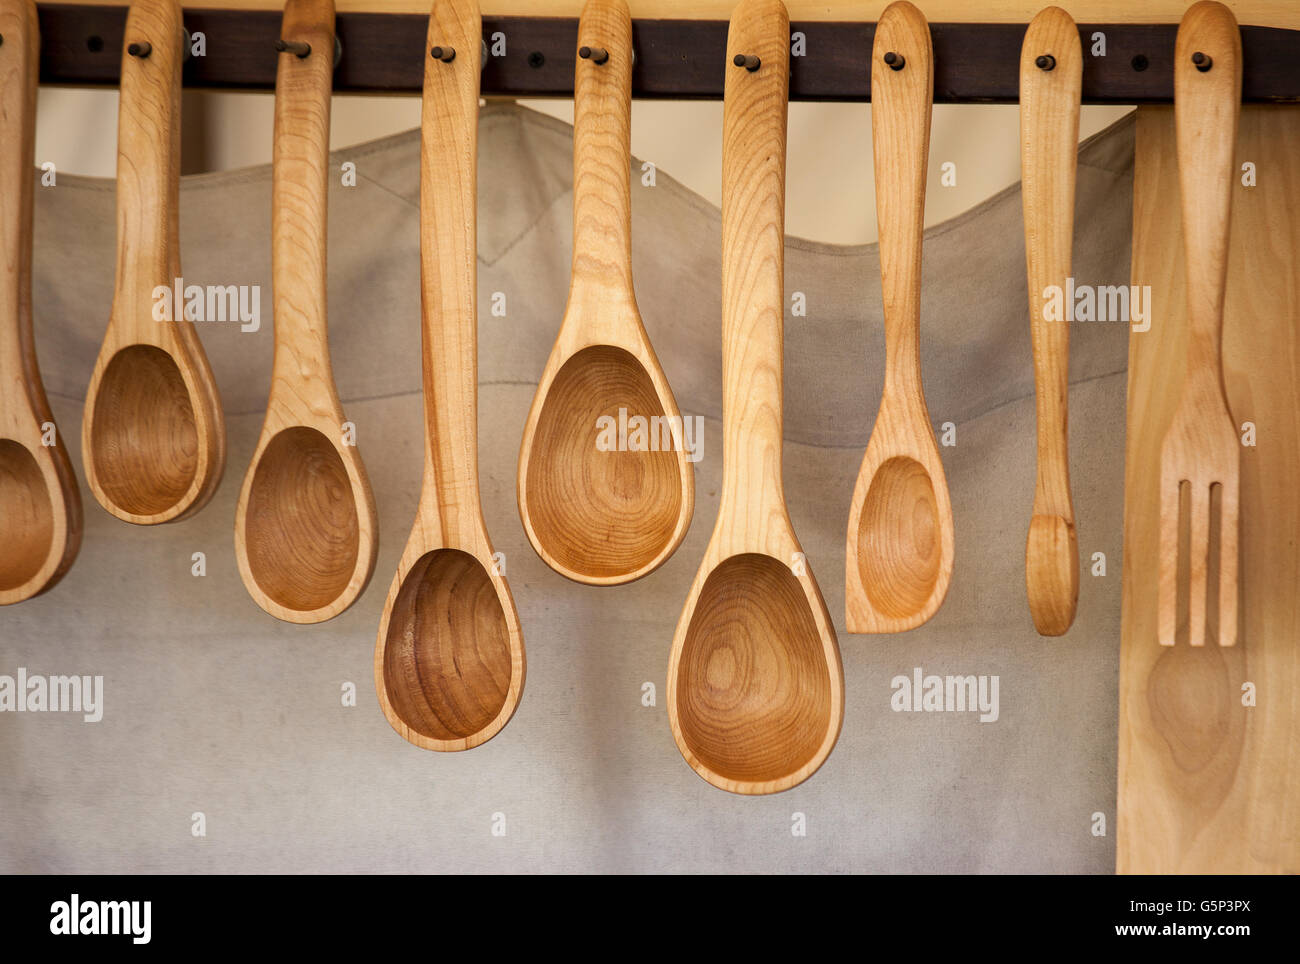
[1158,0,1241,647]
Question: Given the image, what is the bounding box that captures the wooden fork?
[1158,1,1241,647]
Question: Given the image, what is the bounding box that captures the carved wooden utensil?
[0,0,83,604]
[1020,6,1081,636]
[667,0,842,795]
[845,1,953,634]
[1158,0,1241,647]
[375,0,525,751]
[516,0,693,586]
[234,0,377,623]
[82,0,225,524]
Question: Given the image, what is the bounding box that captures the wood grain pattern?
[80,0,225,525]
[845,0,952,634]
[667,0,842,796]
[233,0,377,623]
[0,0,81,604]
[39,1,1300,30]
[516,0,693,585]
[374,0,524,752]
[1157,0,1241,647]
[1120,102,1299,874]
[1020,6,1081,637]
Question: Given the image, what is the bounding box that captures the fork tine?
[1218,478,1239,647]
[1157,474,1181,646]
[1187,484,1211,646]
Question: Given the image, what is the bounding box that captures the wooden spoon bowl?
[855,453,942,620]
[517,0,693,586]
[0,0,82,605]
[381,548,514,742]
[524,344,684,579]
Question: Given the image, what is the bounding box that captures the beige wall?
[35,89,1130,244]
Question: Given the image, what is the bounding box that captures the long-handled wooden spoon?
[667,0,842,795]
[375,0,524,751]
[234,0,377,623]
[845,0,953,634]
[1158,0,1241,647]
[0,0,82,604]
[516,0,694,585]
[1020,6,1081,636]
[82,0,225,525]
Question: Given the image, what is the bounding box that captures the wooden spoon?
[375,0,524,751]
[516,0,694,586]
[667,0,842,796]
[0,0,82,605]
[845,0,953,634]
[1020,6,1081,636]
[234,0,377,623]
[82,0,225,525]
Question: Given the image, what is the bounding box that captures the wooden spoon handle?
[113,0,184,339]
[720,0,789,519]
[270,0,335,387]
[420,0,483,537]
[871,1,931,395]
[1175,1,1240,376]
[570,0,634,296]
[0,0,38,400]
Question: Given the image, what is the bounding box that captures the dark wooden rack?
[31,4,1300,103]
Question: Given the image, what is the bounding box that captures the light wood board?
[1119,103,1300,874]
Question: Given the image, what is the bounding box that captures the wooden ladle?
[0,0,82,605]
[234,0,377,623]
[1020,7,1081,636]
[82,0,225,525]
[375,0,525,751]
[845,0,954,633]
[516,0,694,586]
[667,0,843,795]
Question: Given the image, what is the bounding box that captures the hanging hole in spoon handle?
[667,0,842,796]
[0,0,83,605]
[516,0,694,586]
[375,0,524,751]
[236,0,377,624]
[81,0,225,526]
[845,0,954,635]
[1020,6,1082,636]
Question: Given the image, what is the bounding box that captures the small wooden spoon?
[0,0,82,605]
[375,0,524,751]
[845,0,953,633]
[667,0,843,796]
[1020,7,1081,636]
[234,0,377,623]
[82,0,225,525]
[516,0,694,586]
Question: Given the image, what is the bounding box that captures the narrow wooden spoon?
[667,0,842,796]
[375,0,525,751]
[0,0,82,604]
[1020,7,1081,636]
[516,0,694,585]
[82,0,225,525]
[234,0,377,623]
[845,0,953,634]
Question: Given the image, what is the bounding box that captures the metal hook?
[733,53,760,72]
[275,38,312,58]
